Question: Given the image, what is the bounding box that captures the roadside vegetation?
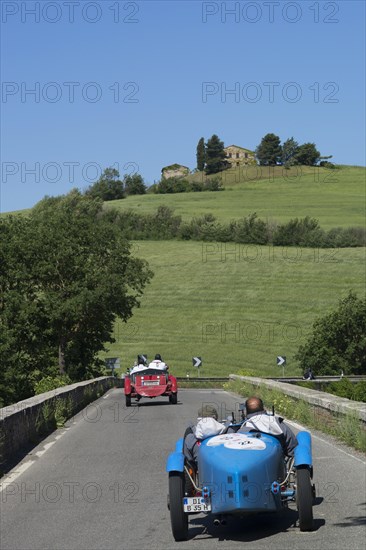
[298,378,366,403]
[295,292,366,376]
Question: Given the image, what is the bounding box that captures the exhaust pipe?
[213,516,226,526]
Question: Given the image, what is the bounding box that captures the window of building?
[236,152,240,158]
[245,153,248,158]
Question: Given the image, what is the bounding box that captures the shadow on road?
[130,400,183,408]
[333,501,366,527]
[187,509,325,542]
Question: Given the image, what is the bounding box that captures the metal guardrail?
[122,375,366,386]
[177,376,366,382]
[269,376,366,382]
[177,377,229,382]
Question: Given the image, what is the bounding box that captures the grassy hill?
[105,165,365,230]
[2,164,365,379]
[103,241,365,378]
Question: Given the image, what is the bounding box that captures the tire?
[170,393,178,405]
[169,472,188,541]
[125,394,131,407]
[296,468,314,531]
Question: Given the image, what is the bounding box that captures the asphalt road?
[1,388,365,550]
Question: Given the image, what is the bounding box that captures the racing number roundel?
[206,433,266,450]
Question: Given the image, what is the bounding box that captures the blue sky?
[1,0,365,212]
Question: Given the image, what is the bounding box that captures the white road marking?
[0,461,33,491]
[34,441,56,457]
[0,428,70,490]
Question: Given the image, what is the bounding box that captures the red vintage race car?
[124,367,178,406]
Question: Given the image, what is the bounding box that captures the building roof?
[161,163,190,172]
[224,145,255,153]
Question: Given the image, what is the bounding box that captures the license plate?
[183,497,211,512]
[143,380,160,386]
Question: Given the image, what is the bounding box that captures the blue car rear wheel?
[169,472,188,541]
[296,467,314,531]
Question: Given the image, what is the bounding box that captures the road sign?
[277,355,286,377]
[138,354,148,365]
[105,357,120,369]
[192,357,202,367]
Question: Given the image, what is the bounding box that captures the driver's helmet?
[155,354,162,361]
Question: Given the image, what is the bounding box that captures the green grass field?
[103,241,365,378]
[105,165,365,230]
[3,164,364,380]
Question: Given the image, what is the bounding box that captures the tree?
[196,137,206,171]
[85,167,124,201]
[281,137,299,168]
[0,214,67,405]
[0,191,153,404]
[295,292,366,376]
[205,134,229,175]
[295,143,320,166]
[255,133,282,166]
[123,174,147,195]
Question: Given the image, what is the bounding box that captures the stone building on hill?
[224,145,256,166]
[161,164,190,180]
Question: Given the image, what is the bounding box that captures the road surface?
[1,388,365,550]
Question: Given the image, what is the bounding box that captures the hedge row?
[104,207,366,247]
[148,176,223,194]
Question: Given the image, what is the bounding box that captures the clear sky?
[1,0,365,212]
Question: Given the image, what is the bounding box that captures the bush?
[324,227,366,247]
[295,291,366,376]
[179,214,225,241]
[327,379,366,403]
[152,176,223,194]
[273,216,325,247]
[327,378,355,399]
[154,177,192,194]
[319,161,336,169]
[85,168,125,201]
[204,176,223,191]
[353,381,366,402]
[146,206,182,239]
[232,213,269,245]
[54,396,73,427]
[34,374,72,395]
[123,174,147,195]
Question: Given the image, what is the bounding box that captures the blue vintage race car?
[166,428,314,541]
